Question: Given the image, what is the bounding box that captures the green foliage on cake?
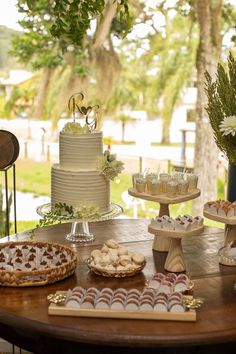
[36,203,101,229]
[205,52,236,164]
[37,203,74,228]
[97,150,124,180]
[74,205,100,220]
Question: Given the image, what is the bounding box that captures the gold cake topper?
[68,92,99,131]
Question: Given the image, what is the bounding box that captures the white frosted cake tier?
[51,164,110,212]
[59,131,103,170]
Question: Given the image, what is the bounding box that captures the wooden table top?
[0,219,236,354]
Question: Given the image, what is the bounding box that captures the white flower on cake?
[219,115,236,136]
[97,150,124,181]
[62,122,90,134]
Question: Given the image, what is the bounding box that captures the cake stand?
[148,225,204,272]
[128,188,201,252]
[37,203,123,244]
[203,210,236,245]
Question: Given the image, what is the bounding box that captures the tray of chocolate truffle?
[0,241,77,287]
[87,239,146,277]
[128,171,200,204]
[48,272,198,321]
[204,200,236,249]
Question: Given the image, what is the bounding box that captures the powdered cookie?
[132,253,145,265]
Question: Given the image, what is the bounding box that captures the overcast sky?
[0,0,22,31]
[1,0,236,35]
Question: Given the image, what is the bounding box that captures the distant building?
[0,70,33,99]
[102,87,197,144]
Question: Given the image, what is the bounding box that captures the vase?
[227,164,236,202]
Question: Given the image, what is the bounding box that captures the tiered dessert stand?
[203,210,236,267]
[128,188,202,272]
[37,203,123,244]
[203,210,236,246]
[147,224,204,272]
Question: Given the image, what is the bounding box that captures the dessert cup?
[177,180,189,195]
[132,173,143,189]
[166,181,178,197]
[187,174,198,190]
[136,177,146,193]
[146,173,158,193]
[150,179,162,195]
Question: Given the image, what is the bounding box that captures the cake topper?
[68,92,99,131]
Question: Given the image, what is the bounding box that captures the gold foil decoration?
[47,293,67,305]
[68,92,84,123]
[183,295,204,309]
[67,92,99,131]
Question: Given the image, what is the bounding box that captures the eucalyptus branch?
[205,52,236,165]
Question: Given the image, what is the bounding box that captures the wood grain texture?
[129,188,200,254]
[164,238,185,272]
[204,210,236,225]
[152,203,172,252]
[152,236,171,252]
[148,225,204,239]
[49,299,196,322]
[225,224,236,244]
[204,210,236,244]
[128,188,201,204]
[149,225,204,272]
[0,220,235,354]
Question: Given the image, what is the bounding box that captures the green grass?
[3,159,51,196]
[0,158,225,235]
[14,220,37,234]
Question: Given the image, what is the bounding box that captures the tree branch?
[93,0,117,50]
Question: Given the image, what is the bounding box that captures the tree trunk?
[32,67,52,119]
[121,120,125,142]
[92,1,121,102]
[192,0,222,215]
[93,0,116,50]
[161,121,170,144]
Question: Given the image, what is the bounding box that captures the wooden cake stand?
[128,188,201,252]
[148,225,204,272]
[203,210,236,245]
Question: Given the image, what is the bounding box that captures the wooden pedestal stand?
[203,210,236,245]
[128,188,201,252]
[148,225,204,272]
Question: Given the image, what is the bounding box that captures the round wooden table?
[0,219,236,354]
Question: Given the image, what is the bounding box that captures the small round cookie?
[101,244,109,253]
[105,264,116,273]
[119,254,131,266]
[124,263,133,271]
[118,247,128,256]
[116,265,125,272]
[105,239,119,249]
[100,254,111,267]
[91,249,102,258]
[132,253,145,265]
[93,256,101,265]
[108,248,118,257]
